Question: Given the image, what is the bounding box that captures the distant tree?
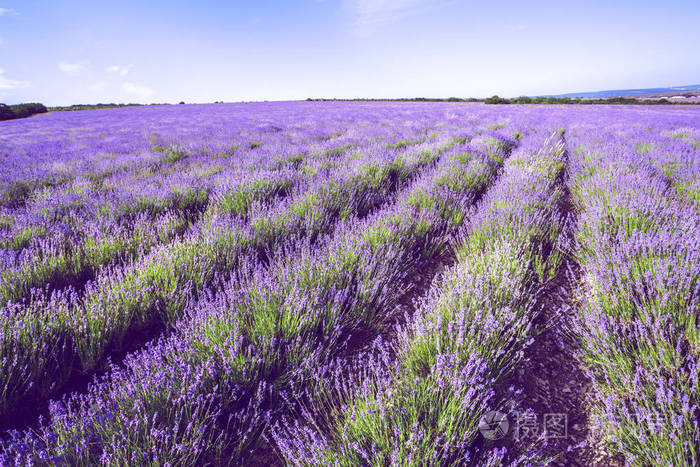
[178,101,185,105]
[0,102,47,120]
[10,103,47,118]
[484,95,510,104]
[48,103,145,111]
[0,104,14,121]
[514,96,532,104]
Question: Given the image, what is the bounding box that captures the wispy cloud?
[348,0,433,35]
[0,68,29,90]
[123,82,152,99]
[0,8,17,16]
[106,64,133,77]
[59,62,86,74]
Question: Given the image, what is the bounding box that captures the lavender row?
[0,104,358,208]
[0,167,304,307]
[269,131,567,465]
[0,119,372,248]
[0,134,459,427]
[1,100,582,215]
[0,132,516,465]
[633,128,700,206]
[0,102,480,207]
[568,130,699,465]
[0,112,422,300]
[3,113,508,416]
[0,132,364,293]
[0,108,494,304]
[0,133,370,307]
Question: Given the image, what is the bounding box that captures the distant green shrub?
[484,95,510,104]
[0,104,14,120]
[0,102,47,121]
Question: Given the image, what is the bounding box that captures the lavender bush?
[568,128,699,465]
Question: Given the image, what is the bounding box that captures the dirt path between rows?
[506,132,621,466]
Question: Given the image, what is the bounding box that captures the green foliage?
[0,104,14,120]
[305,97,484,102]
[320,144,353,157]
[386,139,423,150]
[485,96,700,106]
[49,103,144,112]
[634,143,655,155]
[0,103,48,121]
[213,179,289,218]
[486,123,507,130]
[276,154,305,168]
[161,147,188,164]
[0,226,46,250]
[484,95,510,104]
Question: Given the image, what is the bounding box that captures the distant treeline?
[0,103,48,121]
[306,97,483,102]
[48,103,151,111]
[307,96,700,105]
[484,95,700,105]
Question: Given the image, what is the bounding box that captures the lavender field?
[0,102,698,466]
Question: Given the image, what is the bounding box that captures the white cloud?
[89,81,108,91]
[123,82,152,99]
[348,0,430,34]
[59,62,86,74]
[0,68,29,90]
[0,8,16,16]
[106,64,133,76]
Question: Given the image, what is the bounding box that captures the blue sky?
[0,0,699,105]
